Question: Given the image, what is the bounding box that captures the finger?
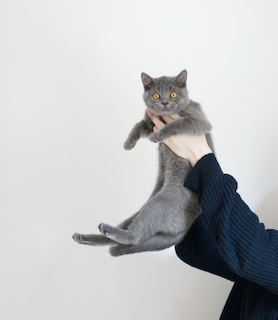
[161,115,175,124]
[146,109,154,119]
[152,115,165,130]
[161,113,181,124]
[170,113,181,120]
[153,126,159,133]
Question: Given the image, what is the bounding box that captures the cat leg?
[149,118,186,142]
[149,111,212,143]
[148,148,165,198]
[98,223,144,245]
[118,150,165,230]
[117,169,164,230]
[72,233,117,246]
[99,187,188,246]
[109,232,185,257]
[124,117,153,150]
[96,151,165,244]
[117,211,140,229]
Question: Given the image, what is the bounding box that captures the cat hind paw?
[98,223,111,237]
[72,233,84,244]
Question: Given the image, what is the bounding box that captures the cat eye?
[170,92,178,99]
[153,93,160,100]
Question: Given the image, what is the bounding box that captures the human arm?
[175,216,237,281]
[185,154,278,294]
[149,112,278,294]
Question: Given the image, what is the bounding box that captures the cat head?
[141,70,190,115]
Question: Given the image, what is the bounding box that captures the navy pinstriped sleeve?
[176,153,278,295]
[176,213,237,281]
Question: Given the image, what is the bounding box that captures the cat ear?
[175,70,187,87]
[141,73,154,89]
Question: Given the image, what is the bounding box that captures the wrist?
[189,146,213,167]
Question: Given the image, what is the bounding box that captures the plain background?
[1,0,278,319]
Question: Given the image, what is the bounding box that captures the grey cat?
[72,70,214,256]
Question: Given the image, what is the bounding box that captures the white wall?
[1,1,278,319]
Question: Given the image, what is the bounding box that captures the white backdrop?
[1,1,278,319]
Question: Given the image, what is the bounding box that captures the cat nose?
[162,102,169,107]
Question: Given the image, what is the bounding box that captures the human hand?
[146,110,212,166]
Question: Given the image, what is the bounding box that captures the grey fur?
[73,70,214,257]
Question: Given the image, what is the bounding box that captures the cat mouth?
[158,108,178,115]
[150,105,177,115]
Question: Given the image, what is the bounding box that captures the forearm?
[186,154,278,294]
[163,134,212,166]
[176,217,237,281]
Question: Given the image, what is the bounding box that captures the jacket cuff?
[184,153,223,193]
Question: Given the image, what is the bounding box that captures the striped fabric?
[175,153,278,319]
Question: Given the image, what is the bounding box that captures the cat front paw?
[124,139,136,150]
[149,132,165,142]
